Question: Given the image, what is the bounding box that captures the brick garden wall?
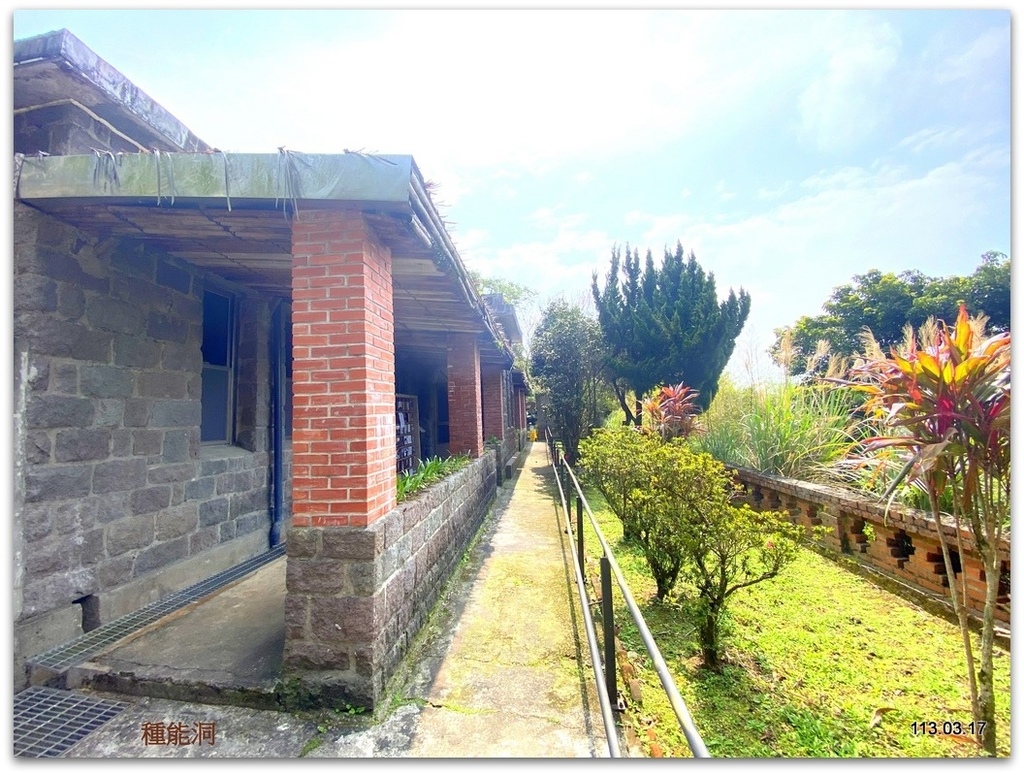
[733,467,1011,626]
[13,203,285,687]
[283,449,498,709]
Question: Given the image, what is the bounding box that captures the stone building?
[13,29,529,706]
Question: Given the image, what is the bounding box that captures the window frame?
[200,287,238,445]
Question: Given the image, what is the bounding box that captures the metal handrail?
[545,429,711,758]
[546,438,622,757]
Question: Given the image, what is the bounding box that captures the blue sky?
[10,5,1012,383]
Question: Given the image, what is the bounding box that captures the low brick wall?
[732,467,1011,626]
[283,449,498,709]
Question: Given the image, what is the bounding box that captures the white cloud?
[801,165,882,191]
[797,18,901,153]
[715,180,736,202]
[935,25,1010,85]
[529,207,591,232]
[461,214,615,320]
[449,228,490,255]
[176,11,852,181]
[244,10,720,171]
[12,8,1007,387]
[897,126,968,154]
[756,183,790,200]
[628,148,1006,376]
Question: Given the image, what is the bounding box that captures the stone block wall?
[14,102,150,158]
[284,449,498,709]
[733,467,1010,625]
[499,427,527,473]
[13,203,284,686]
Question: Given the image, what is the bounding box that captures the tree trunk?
[978,544,1000,755]
[655,576,671,601]
[932,492,981,741]
[612,380,637,425]
[699,613,721,670]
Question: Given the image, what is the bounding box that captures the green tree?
[530,299,607,463]
[848,305,1010,755]
[467,270,538,310]
[592,242,750,422]
[773,253,1010,373]
[580,427,680,593]
[964,251,1010,331]
[469,270,539,384]
[774,269,928,371]
[664,450,802,670]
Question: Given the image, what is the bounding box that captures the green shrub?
[689,376,862,484]
[580,427,803,668]
[687,378,747,465]
[742,382,859,481]
[578,426,655,542]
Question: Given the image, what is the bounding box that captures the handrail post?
[576,496,584,575]
[601,556,617,705]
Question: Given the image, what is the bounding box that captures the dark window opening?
[284,311,293,439]
[437,382,450,444]
[201,289,235,443]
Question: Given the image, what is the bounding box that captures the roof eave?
[15,151,417,208]
[14,28,211,153]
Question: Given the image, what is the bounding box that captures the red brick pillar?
[284,210,396,708]
[481,365,505,443]
[515,387,527,429]
[289,210,396,527]
[447,334,483,458]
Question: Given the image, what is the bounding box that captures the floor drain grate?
[13,686,129,758]
[30,544,285,672]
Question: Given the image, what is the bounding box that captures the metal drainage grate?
[30,543,285,672]
[14,685,129,758]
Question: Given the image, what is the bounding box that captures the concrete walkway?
[49,442,610,758]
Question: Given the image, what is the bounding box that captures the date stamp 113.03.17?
[910,720,985,738]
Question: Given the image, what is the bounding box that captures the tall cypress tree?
[592,242,750,422]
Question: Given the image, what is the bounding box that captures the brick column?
[284,209,396,709]
[289,210,395,528]
[447,334,483,458]
[515,387,527,429]
[481,365,505,443]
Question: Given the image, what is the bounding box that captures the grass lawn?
[578,489,1012,758]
